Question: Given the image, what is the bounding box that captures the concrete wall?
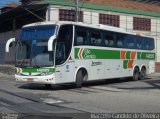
[156,19,160,63]
[0,30,20,64]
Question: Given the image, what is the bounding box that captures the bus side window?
[136,37,142,49]
[105,34,115,47]
[109,40,114,46]
[145,39,150,50]
[150,38,155,50]
[144,38,154,50]
[116,34,125,48]
[103,32,109,47]
[90,29,102,46]
[117,40,123,47]
[126,35,136,49]
[137,43,141,49]
[77,36,83,45]
[104,39,109,47]
[75,30,86,46]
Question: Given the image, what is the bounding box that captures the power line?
[24,8,45,21]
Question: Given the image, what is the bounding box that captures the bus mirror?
[48,35,56,51]
[5,38,15,53]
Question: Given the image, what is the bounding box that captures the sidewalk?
[149,72,160,77]
[0,65,14,75]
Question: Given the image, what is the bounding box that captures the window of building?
[99,13,120,27]
[133,17,151,31]
[59,9,83,22]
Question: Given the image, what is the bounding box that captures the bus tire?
[75,70,83,88]
[139,67,146,80]
[132,67,139,81]
[45,84,52,89]
[75,69,87,88]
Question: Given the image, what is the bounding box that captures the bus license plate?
[27,78,34,82]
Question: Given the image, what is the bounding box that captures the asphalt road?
[0,73,160,119]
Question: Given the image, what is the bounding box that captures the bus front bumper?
[15,74,56,84]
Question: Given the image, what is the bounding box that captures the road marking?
[40,98,64,104]
[0,102,10,106]
[90,86,126,92]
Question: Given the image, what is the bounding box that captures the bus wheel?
[132,67,139,81]
[45,84,52,89]
[75,69,87,88]
[139,67,146,80]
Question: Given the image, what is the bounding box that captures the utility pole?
[12,18,16,37]
[76,0,79,22]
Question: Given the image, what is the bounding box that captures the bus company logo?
[78,48,96,59]
[37,68,50,72]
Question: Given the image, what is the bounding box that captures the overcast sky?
[0,0,19,7]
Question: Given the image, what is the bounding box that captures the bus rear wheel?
[132,67,139,81]
[139,67,146,80]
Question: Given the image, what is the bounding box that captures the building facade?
[0,0,160,70]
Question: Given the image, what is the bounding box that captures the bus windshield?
[16,25,56,68]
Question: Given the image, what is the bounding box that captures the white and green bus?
[6,21,155,88]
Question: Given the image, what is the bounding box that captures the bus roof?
[22,21,150,37]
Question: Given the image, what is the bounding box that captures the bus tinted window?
[136,37,142,50]
[75,26,89,45]
[116,33,126,48]
[143,37,154,50]
[126,35,136,49]
[75,31,85,45]
[21,25,56,40]
[74,25,154,51]
[90,29,102,46]
[104,33,116,47]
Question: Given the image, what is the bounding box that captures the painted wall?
[47,6,160,62]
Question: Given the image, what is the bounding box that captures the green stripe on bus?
[84,49,120,59]
[123,60,128,69]
[143,52,155,60]
[137,52,155,60]
[126,51,131,59]
[137,52,141,59]
[16,68,55,73]
[75,48,120,59]
[75,48,155,60]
